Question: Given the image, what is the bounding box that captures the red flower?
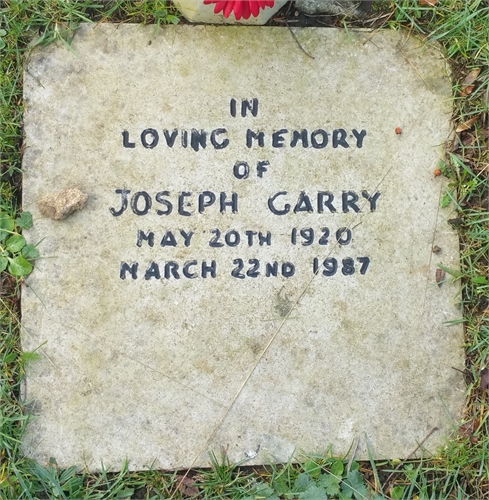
[203,0,275,20]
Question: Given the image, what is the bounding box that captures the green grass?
[1,0,488,498]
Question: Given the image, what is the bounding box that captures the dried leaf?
[460,85,475,96]
[448,217,463,228]
[461,68,481,87]
[456,116,478,133]
[459,419,480,443]
[451,133,461,151]
[461,134,474,146]
[459,69,481,96]
[176,475,200,498]
[459,420,475,438]
[435,268,445,287]
[420,0,437,5]
[481,368,489,390]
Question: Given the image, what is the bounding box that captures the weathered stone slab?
[22,24,464,471]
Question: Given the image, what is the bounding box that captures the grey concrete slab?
[22,24,464,471]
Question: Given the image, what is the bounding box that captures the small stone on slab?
[38,187,88,220]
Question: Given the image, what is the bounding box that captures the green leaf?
[304,460,322,478]
[318,473,341,496]
[246,482,280,500]
[271,475,289,495]
[59,465,78,484]
[0,213,15,230]
[16,211,33,229]
[349,461,360,472]
[6,234,26,253]
[8,255,33,276]
[440,191,453,208]
[22,244,40,260]
[299,484,327,500]
[29,462,65,498]
[391,485,405,500]
[472,275,488,285]
[0,213,15,241]
[330,459,344,477]
[20,351,41,364]
[154,9,168,17]
[116,489,135,499]
[341,470,368,500]
[0,256,7,273]
[295,472,314,493]
[403,463,418,482]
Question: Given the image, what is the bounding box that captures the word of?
[233,160,269,179]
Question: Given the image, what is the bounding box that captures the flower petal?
[249,0,260,17]
[210,1,226,14]
[223,0,235,17]
[257,0,275,10]
[207,0,275,20]
[233,0,243,19]
[242,1,252,19]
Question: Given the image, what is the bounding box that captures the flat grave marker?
[22,24,464,470]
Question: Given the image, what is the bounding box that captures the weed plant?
[0,0,487,498]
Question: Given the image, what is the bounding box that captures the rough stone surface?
[295,0,364,17]
[38,187,88,220]
[22,25,465,471]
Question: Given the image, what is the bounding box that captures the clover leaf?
[6,234,26,253]
[16,211,33,229]
[0,213,15,241]
[0,211,37,277]
[22,244,40,260]
[8,255,33,276]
